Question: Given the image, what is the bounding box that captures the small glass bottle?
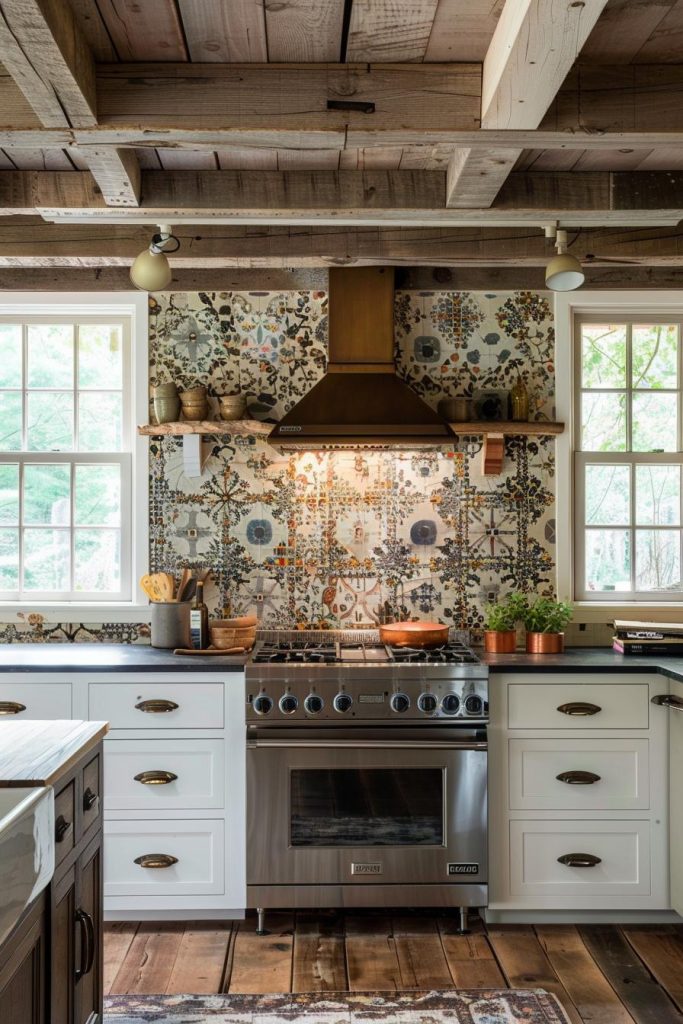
[190,579,209,650]
[511,374,530,422]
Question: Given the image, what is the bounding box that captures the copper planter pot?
[483,630,517,654]
[526,631,565,654]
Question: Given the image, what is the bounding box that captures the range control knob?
[304,693,324,715]
[465,694,484,716]
[253,694,273,715]
[441,693,460,716]
[279,693,298,715]
[391,692,410,714]
[333,692,353,714]
[418,692,438,713]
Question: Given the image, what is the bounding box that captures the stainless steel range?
[245,633,488,931]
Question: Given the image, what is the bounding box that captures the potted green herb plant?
[482,594,527,654]
[523,597,573,654]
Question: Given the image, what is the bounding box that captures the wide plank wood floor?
[105,913,683,1023]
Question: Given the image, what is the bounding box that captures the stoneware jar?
[152,381,180,424]
[218,394,247,421]
[180,386,208,422]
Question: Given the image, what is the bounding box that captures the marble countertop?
[0,720,108,787]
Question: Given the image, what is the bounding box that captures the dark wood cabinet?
[0,740,103,1024]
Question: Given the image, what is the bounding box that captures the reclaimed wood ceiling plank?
[178,0,267,61]
[424,0,504,61]
[66,0,117,60]
[95,0,188,60]
[579,0,678,63]
[346,0,440,62]
[265,0,345,62]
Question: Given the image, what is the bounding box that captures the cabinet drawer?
[82,753,102,837]
[89,682,224,730]
[54,781,75,867]
[0,682,71,720]
[510,819,651,899]
[509,738,650,810]
[103,820,224,897]
[508,682,649,730]
[104,739,225,810]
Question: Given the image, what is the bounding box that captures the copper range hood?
[268,267,454,450]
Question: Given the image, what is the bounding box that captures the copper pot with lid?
[379,621,449,647]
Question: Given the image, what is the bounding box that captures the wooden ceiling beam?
[0,0,140,206]
[1,220,682,268]
[3,169,683,227]
[447,0,609,209]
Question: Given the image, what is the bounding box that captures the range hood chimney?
[268,267,453,450]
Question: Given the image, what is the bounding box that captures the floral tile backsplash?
[0,288,560,643]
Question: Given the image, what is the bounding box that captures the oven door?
[247,726,487,887]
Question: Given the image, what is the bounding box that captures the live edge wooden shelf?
[137,420,272,475]
[448,420,565,475]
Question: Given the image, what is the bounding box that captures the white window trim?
[0,292,149,622]
[555,290,683,622]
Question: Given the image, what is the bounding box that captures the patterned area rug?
[104,990,573,1023]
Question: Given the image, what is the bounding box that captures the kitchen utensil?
[175,568,192,602]
[141,572,175,603]
[379,621,450,647]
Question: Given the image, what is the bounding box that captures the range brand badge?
[447,863,479,875]
[351,862,383,875]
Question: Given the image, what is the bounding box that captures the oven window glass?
[290,768,443,846]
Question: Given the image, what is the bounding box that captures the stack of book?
[613,620,683,655]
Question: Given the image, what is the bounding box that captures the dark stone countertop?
[0,643,681,681]
[483,647,683,683]
[0,644,247,673]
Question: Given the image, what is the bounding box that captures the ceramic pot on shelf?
[152,382,180,424]
[180,386,209,422]
[218,394,247,421]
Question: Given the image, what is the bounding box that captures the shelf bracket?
[482,432,505,475]
[182,434,205,477]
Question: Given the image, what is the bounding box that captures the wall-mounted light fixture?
[544,224,585,292]
[129,224,180,291]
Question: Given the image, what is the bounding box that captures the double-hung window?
[574,315,683,601]
[0,313,135,603]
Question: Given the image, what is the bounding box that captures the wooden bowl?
[211,616,258,629]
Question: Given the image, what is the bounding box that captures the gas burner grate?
[387,641,480,665]
[251,640,340,664]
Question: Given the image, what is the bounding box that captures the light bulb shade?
[129,248,172,291]
[545,252,585,291]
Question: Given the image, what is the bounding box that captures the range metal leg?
[256,907,268,935]
[458,906,470,934]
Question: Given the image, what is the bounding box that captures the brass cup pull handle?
[557,853,602,868]
[557,701,602,717]
[135,699,179,714]
[0,701,26,715]
[652,694,683,713]
[83,787,100,812]
[556,770,601,785]
[55,815,73,844]
[134,853,179,869]
[134,770,178,786]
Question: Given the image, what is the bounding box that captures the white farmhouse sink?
[0,787,54,946]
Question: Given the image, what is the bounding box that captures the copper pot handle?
[134,853,179,869]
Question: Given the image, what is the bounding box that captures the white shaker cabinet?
[489,671,670,916]
[651,677,683,917]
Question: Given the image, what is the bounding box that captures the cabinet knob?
[0,701,26,715]
[134,853,179,869]
[557,701,602,717]
[557,852,602,868]
[134,699,179,714]
[134,769,178,785]
[55,815,73,844]
[556,770,601,785]
[83,787,100,812]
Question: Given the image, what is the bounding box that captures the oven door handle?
[247,739,488,750]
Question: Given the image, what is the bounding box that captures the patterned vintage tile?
[0,288,560,641]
